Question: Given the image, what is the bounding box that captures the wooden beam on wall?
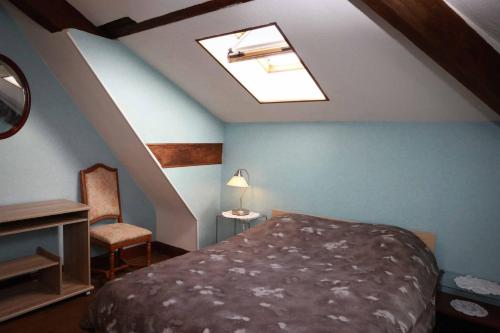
[355,0,500,116]
[99,0,255,39]
[147,143,223,168]
[8,0,104,36]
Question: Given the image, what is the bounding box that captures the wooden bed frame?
[272,209,436,253]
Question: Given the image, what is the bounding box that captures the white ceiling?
[67,0,206,26]
[67,0,499,122]
[445,0,500,52]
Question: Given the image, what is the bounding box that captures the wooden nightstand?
[436,291,500,333]
[436,271,500,333]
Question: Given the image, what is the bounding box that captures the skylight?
[197,23,328,103]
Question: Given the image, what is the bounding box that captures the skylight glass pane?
[234,25,285,51]
[258,53,304,73]
[198,24,327,103]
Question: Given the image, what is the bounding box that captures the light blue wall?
[68,30,224,248]
[0,7,155,261]
[222,122,500,282]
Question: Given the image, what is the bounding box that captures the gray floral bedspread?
[82,214,438,333]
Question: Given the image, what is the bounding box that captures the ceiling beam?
[147,143,223,168]
[355,0,500,116]
[99,0,255,39]
[8,0,104,37]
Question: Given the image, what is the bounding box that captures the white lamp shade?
[227,175,248,188]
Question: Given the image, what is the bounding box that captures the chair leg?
[109,250,115,280]
[146,241,152,266]
[117,248,123,267]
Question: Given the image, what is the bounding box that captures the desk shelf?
[0,272,93,322]
[0,199,92,322]
[0,248,59,281]
[0,215,87,237]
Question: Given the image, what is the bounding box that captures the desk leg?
[233,219,237,235]
[64,221,90,285]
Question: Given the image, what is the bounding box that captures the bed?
[82,212,438,333]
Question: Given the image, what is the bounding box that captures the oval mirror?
[0,54,30,139]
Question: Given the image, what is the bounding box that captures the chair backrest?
[80,163,123,224]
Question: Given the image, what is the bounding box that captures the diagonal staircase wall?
[5,2,223,251]
[66,29,224,249]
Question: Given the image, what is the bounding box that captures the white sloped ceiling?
[67,0,499,122]
[445,0,500,52]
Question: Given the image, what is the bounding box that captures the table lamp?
[227,169,250,216]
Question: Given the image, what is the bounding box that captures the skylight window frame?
[196,22,329,104]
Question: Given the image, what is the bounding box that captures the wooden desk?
[0,199,93,322]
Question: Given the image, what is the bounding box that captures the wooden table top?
[0,199,88,224]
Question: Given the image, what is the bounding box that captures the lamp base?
[232,208,250,216]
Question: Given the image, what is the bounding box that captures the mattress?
[82,213,438,333]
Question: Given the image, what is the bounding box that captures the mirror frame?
[0,54,31,140]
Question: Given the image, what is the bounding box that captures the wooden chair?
[80,163,152,280]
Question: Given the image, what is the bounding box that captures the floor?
[0,250,172,333]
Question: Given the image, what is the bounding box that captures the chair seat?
[90,223,152,245]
